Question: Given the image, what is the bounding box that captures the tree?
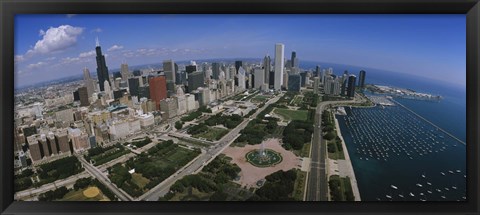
[175,121,183,130]
[324,132,336,141]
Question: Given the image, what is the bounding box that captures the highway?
[140,93,283,201]
[77,155,134,201]
[306,95,363,201]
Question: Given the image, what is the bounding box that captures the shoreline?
[331,111,362,201]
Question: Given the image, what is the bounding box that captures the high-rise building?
[274,43,285,90]
[288,74,301,92]
[149,76,168,110]
[291,51,298,68]
[55,129,70,154]
[212,62,221,80]
[187,71,205,93]
[313,77,320,94]
[254,68,264,89]
[78,87,89,107]
[263,55,271,84]
[83,68,95,98]
[186,65,197,74]
[237,67,246,90]
[27,135,42,161]
[138,85,150,99]
[300,72,307,87]
[95,38,111,92]
[347,75,357,98]
[160,98,178,119]
[315,65,321,77]
[121,63,129,82]
[163,60,176,83]
[235,61,243,74]
[358,70,366,88]
[128,77,140,97]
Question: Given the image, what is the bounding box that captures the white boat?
[427,182,432,185]
[416,183,423,187]
[391,185,398,190]
[386,195,392,199]
[441,172,445,176]
[409,192,415,197]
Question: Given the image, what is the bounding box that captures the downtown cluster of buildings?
[13,41,366,168]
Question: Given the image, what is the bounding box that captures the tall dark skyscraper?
[347,75,357,98]
[291,51,297,68]
[358,70,366,88]
[128,77,140,97]
[78,87,89,107]
[186,65,197,74]
[95,38,111,92]
[212,62,221,80]
[235,61,243,74]
[315,65,321,77]
[263,55,271,84]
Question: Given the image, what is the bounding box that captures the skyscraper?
[235,61,243,74]
[263,55,271,84]
[78,87,89,107]
[149,76,168,110]
[121,63,129,82]
[315,65,321,77]
[128,77,140,97]
[274,43,285,90]
[358,70,366,88]
[187,71,205,93]
[288,73,301,92]
[186,65,197,74]
[212,62,221,80]
[83,67,95,97]
[254,68,264,89]
[291,51,297,68]
[95,38,111,92]
[237,67,246,90]
[347,75,357,98]
[163,60,176,96]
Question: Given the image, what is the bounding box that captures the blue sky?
[14,14,466,88]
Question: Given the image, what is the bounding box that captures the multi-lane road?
[306,95,363,201]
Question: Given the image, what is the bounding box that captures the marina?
[336,97,466,201]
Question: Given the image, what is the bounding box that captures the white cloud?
[14,55,25,63]
[91,28,102,33]
[26,25,84,55]
[107,45,124,52]
[61,57,81,64]
[79,50,96,58]
[39,29,45,36]
[26,61,47,70]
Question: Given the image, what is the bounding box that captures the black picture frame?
[1,0,479,214]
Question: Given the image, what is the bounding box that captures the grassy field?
[60,186,109,201]
[327,141,345,160]
[328,175,354,201]
[273,108,308,121]
[251,95,270,103]
[91,147,130,166]
[193,127,229,141]
[292,170,307,201]
[294,143,311,158]
[169,187,212,201]
[132,173,150,189]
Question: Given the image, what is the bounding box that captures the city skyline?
[14,14,465,88]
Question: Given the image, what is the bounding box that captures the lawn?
[193,127,229,141]
[294,142,311,158]
[132,173,150,189]
[292,170,307,201]
[273,108,308,121]
[327,140,345,160]
[108,141,201,197]
[291,95,304,106]
[91,146,130,166]
[60,186,109,201]
[328,175,355,201]
[251,95,270,103]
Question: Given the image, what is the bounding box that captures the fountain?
[245,141,283,168]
